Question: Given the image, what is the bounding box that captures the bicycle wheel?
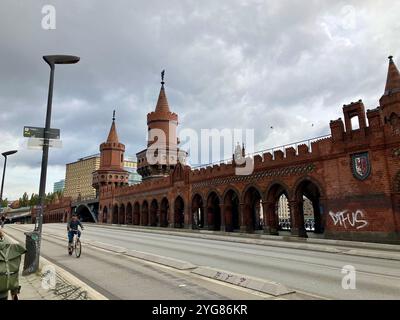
[75,238,82,258]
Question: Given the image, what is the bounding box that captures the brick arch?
[112,204,118,224]
[221,185,241,202]
[205,189,222,203]
[150,199,158,226]
[240,183,264,203]
[191,193,205,229]
[265,180,291,201]
[160,197,169,227]
[222,187,241,232]
[126,202,133,225]
[264,181,291,235]
[119,203,126,225]
[205,191,222,231]
[191,193,205,207]
[141,200,149,226]
[292,176,326,200]
[242,184,264,232]
[173,196,185,228]
[292,175,325,236]
[133,202,140,225]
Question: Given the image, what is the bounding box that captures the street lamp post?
[26,55,80,274]
[0,150,18,213]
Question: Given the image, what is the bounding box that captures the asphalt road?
[6,223,400,299]
[4,224,276,300]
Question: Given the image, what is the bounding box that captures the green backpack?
[0,237,26,298]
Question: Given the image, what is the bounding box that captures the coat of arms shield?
[351,152,371,180]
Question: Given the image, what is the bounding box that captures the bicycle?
[68,230,82,258]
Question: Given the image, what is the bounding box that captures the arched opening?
[150,200,158,226]
[295,180,323,235]
[133,202,140,225]
[119,203,126,225]
[76,205,96,223]
[206,192,221,231]
[191,194,204,229]
[174,196,185,228]
[277,194,291,231]
[141,201,149,226]
[265,184,290,234]
[112,204,118,224]
[126,203,133,225]
[223,190,240,232]
[102,207,108,223]
[160,198,169,227]
[243,186,263,232]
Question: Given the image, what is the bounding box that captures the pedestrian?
[0,215,5,229]
[0,230,26,300]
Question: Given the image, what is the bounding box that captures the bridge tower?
[92,111,129,193]
[380,56,400,129]
[136,71,187,180]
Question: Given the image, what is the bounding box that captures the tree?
[0,198,8,208]
[19,192,29,207]
[29,193,39,207]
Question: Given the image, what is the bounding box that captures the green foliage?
[12,190,64,208]
[0,198,8,207]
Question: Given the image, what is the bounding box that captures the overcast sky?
[0,0,399,199]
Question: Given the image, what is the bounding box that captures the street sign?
[23,126,60,140]
[27,138,62,149]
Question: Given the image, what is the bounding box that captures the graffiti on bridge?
[329,209,368,230]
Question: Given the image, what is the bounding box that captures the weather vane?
[112,109,116,121]
[161,69,165,86]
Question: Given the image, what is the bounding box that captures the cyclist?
[67,214,83,254]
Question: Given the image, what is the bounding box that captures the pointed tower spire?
[155,70,170,113]
[384,56,400,96]
[107,109,119,143]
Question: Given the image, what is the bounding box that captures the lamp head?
[2,150,17,157]
[43,55,80,66]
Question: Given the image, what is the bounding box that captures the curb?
[191,266,295,297]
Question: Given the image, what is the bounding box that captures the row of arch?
[101,178,325,237]
[43,211,68,224]
[102,197,183,228]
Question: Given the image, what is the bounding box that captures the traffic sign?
[23,126,60,139]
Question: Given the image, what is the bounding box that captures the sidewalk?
[3,233,107,300]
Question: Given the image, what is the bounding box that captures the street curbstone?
[191,266,295,296]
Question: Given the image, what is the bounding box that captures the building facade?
[53,179,65,193]
[64,155,100,201]
[124,158,142,185]
[46,57,400,244]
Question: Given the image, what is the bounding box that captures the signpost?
[23,126,60,140]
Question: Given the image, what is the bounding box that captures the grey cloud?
[0,0,399,198]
